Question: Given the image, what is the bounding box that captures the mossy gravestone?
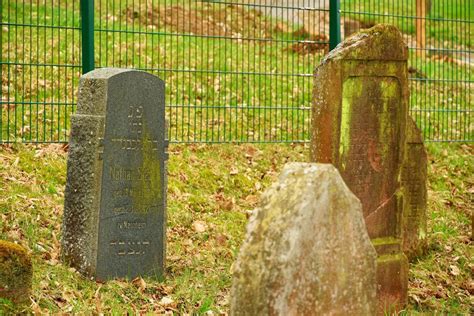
[310,25,409,311]
[231,163,377,315]
[62,68,168,281]
[401,118,427,259]
[0,240,32,303]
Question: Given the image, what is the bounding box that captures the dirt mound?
[285,31,329,55]
[124,4,273,39]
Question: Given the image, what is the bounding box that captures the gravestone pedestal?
[311,25,409,312]
[62,68,168,281]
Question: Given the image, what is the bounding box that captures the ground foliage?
[0,143,472,314]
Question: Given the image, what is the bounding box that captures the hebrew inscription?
[401,119,428,258]
[339,76,401,238]
[310,25,410,311]
[62,68,167,281]
[96,77,166,279]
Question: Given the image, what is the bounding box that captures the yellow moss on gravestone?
[0,240,32,303]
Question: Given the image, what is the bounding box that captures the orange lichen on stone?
[323,24,408,63]
[311,24,410,313]
[0,240,33,303]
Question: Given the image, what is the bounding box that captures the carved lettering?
[118,221,147,230]
[113,204,160,214]
[110,166,133,181]
[109,240,151,256]
[111,138,159,151]
[109,166,158,182]
[128,105,144,136]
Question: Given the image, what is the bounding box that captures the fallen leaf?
[229,166,239,175]
[132,277,147,292]
[192,221,207,233]
[215,233,228,246]
[450,265,460,276]
[159,296,174,306]
[244,195,258,205]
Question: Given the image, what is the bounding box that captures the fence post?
[81,0,95,74]
[416,0,427,58]
[329,0,341,50]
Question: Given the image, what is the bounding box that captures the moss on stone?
[377,78,401,159]
[371,237,399,246]
[377,253,405,264]
[312,22,410,312]
[323,24,407,63]
[339,79,357,171]
[0,240,32,303]
[131,122,163,214]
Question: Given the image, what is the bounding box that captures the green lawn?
[0,143,472,314]
[341,0,473,47]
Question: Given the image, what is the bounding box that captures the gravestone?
[401,117,427,259]
[231,163,377,315]
[310,25,409,311]
[0,240,32,303]
[61,68,168,281]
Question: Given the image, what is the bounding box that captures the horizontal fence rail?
[1,0,472,143]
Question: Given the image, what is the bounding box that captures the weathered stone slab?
[310,25,409,311]
[0,240,32,303]
[231,163,377,315]
[401,117,427,259]
[61,68,168,281]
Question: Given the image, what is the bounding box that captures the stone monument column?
[310,25,409,311]
[62,68,168,281]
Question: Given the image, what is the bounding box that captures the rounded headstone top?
[76,68,164,115]
[323,24,408,62]
[81,68,158,80]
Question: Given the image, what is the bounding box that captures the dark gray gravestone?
[61,68,168,281]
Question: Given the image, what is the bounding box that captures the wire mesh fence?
[1,0,472,143]
[1,1,81,143]
[340,0,473,142]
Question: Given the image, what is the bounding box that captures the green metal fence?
[340,0,473,142]
[1,1,81,143]
[1,0,472,143]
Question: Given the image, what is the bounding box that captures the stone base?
[0,240,32,304]
[373,239,408,314]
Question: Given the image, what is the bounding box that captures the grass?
[0,143,306,314]
[1,0,473,143]
[0,142,472,314]
[342,0,474,47]
[407,143,473,312]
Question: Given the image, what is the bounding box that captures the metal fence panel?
[1,1,81,143]
[1,0,472,143]
[340,0,473,142]
[92,0,328,143]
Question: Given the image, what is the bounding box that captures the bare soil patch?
[124,4,274,39]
